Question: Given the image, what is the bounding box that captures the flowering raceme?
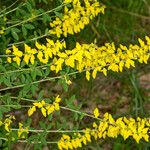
[6,39,66,66]
[57,109,150,150]
[49,0,106,37]
[51,36,150,78]
[28,95,61,117]
[6,36,150,80]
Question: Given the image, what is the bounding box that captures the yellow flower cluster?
[58,111,150,149]
[28,95,61,117]
[49,0,106,37]
[6,39,66,66]
[6,36,150,80]
[17,122,29,139]
[0,115,15,132]
[51,36,150,79]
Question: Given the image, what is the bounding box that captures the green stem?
[0,137,58,144]
[11,128,89,133]
[129,70,144,116]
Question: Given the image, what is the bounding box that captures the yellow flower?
[93,108,99,118]
[33,100,45,108]
[54,102,60,110]
[18,123,29,139]
[28,106,36,116]
[46,105,55,115]
[55,95,61,103]
[6,49,11,54]
[7,57,12,63]
[24,54,30,64]
[86,71,90,81]
[41,107,47,117]
[13,56,21,66]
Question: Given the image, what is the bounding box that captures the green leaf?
[31,69,37,80]
[22,25,27,37]
[12,27,20,33]
[26,2,32,12]
[0,65,6,72]
[11,29,19,40]
[66,95,75,107]
[54,11,64,19]
[42,14,51,24]
[38,90,44,100]
[25,23,35,30]
[3,75,12,87]
[36,69,43,76]
[31,84,38,95]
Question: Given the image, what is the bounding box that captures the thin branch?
[0,137,58,144]
[0,97,102,121]
[61,106,102,121]
[11,128,88,133]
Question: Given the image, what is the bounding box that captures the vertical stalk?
[129,70,144,117]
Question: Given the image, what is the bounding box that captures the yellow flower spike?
[28,106,36,116]
[93,108,100,118]
[41,107,47,117]
[50,0,105,38]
